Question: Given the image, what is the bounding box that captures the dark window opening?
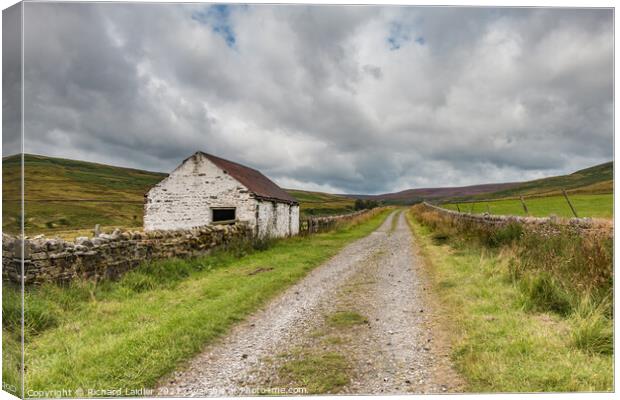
[212,208,236,223]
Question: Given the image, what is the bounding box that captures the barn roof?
[197,152,298,205]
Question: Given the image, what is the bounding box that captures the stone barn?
[144,152,300,237]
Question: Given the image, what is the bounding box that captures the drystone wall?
[300,209,373,234]
[420,202,612,237]
[3,208,375,285]
[2,223,251,285]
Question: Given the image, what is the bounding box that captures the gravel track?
[160,211,462,396]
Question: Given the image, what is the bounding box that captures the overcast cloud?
[9,4,614,194]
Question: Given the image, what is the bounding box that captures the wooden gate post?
[562,189,579,218]
[519,196,529,216]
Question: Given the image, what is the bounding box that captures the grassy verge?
[406,209,612,392]
[2,328,22,397]
[4,208,390,395]
[3,279,23,397]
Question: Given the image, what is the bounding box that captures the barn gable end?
[144,152,300,237]
[144,153,257,231]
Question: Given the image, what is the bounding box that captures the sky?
[3,3,614,194]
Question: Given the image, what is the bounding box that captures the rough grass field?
[286,189,355,216]
[2,154,166,235]
[442,193,612,219]
[2,154,357,236]
[406,209,612,392]
[2,209,390,396]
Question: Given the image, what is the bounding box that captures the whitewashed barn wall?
[144,155,257,231]
[256,201,299,238]
[290,205,300,235]
[275,203,290,236]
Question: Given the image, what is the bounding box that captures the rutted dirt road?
[160,211,463,396]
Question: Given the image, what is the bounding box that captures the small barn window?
[212,208,236,223]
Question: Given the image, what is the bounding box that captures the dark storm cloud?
[18,3,613,194]
[3,3,22,156]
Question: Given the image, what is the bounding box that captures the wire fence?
[442,189,592,219]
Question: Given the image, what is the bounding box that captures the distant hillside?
[349,162,613,204]
[2,154,168,235]
[349,182,520,204]
[2,154,612,235]
[1,154,353,235]
[285,189,354,216]
[3,153,167,201]
[482,162,613,200]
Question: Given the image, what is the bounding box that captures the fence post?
[456,203,461,212]
[562,189,579,218]
[519,196,529,216]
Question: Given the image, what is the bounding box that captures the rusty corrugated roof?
[198,152,298,204]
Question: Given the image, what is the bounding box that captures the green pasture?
[443,193,612,219]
